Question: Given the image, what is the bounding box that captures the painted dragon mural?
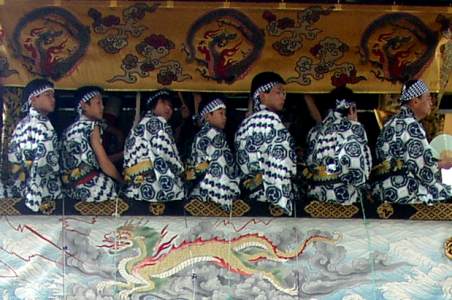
[96,222,340,299]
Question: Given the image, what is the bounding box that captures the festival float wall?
[0,216,451,299]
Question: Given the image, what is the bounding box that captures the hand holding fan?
[430,134,452,185]
[430,134,452,160]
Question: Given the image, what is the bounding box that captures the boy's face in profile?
[206,108,226,130]
[81,95,104,121]
[261,83,286,112]
[153,98,174,121]
[31,90,56,115]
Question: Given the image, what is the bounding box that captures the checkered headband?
[400,80,429,103]
[147,89,172,108]
[252,81,279,104]
[199,98,226,120]
[80,90,101,104]
[77,87,102,115]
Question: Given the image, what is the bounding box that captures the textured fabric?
[7,107,62,211]
[305,110,372,204]
[123,111,184,202]
[187,123,240,210]
[372,106,451,204]
[61,115,118,202]
[235,104,297,215]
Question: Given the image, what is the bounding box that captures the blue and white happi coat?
[187,123,240,210]
[7,107,62,211]
[61,115,118,202]
[372,106,451,204]
[305,110,372,204]
[235,105,297,215]
[123,111,184,202]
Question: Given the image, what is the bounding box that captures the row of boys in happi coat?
[3,72,451,214]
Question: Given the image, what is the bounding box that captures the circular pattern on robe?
[272,145,288,160]
[211,149,221,160]
[212,134,225,148]
[389,138,406,158]
[344,141,361,158]
[125,136,136,150]
[46,151,59,166]
[345,169,363,184]
[67,140,82,154]
[340,155,351,167]
[423,150,435,167]
[135,124,146,137]
[427,185,439,198]
[74,188,90,201]
[237,150,248,165]
[406,139,424,159]
[383,127,395,142]
[245,139,259,153]
[394,120,406,135]
[159,175,174,192]
[154,157,169,174]
[266,127,277,142]
[250,133,265,147]
[37,165,52,177]
[407,178,418,193]
[383,187,398,202]
[391,175,408,188]
[197,137,210,152]
[140,184,156,199]
[275,129,288,143]
[64,153,78,169]
[407,122,425,139]
[266,186,282,202]
[224,151,234,165]
[209,162,223,178]
[334,186,349,202]
[419,168,434,182]
[351,124,365,137]
[35,143,47,159]
[48,179,60,193]
[147,118,163,134]
[405,159,419,174]
[337,120,351,132]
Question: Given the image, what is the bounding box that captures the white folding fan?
[430,134,452,159]
[430,134,452,185]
